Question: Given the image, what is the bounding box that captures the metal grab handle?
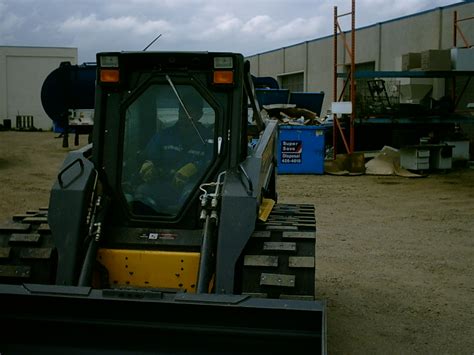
[57,158,84,188]
[239,164,253,196]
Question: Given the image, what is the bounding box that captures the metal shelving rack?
[331,7,474,152]
[348,8,474,124]
[337,69,474,126]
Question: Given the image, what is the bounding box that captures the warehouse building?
[0,46,77,131]
[247,2,473,115]
[246,1,474,156]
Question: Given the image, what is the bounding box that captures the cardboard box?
[402,52,421,71]
[421,50,451,71]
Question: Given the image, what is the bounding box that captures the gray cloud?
[0,3,25,40]
[0,0,462,62]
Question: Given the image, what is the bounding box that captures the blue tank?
[41,61,97,132]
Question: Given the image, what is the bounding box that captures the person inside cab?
[135,91,214,215]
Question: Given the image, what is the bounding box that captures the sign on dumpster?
[281,140,302,164]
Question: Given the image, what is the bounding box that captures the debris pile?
[261,104,327,126]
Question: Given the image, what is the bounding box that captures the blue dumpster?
[277,125,326,174]
[289,92,325,116]
[255,89,290,107]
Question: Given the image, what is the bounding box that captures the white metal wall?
[0,46,77,130]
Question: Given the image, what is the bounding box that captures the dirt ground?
[0,131,473,354]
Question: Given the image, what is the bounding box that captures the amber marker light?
[213,70,234,84]
[100,69,120,83]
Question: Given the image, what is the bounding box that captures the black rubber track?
[0,208,57,284]
[241,203,317,299]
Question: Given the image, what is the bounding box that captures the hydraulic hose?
[78,195,110,287]
[196,214,217,293]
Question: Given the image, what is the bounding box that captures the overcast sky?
[0,0,465,63]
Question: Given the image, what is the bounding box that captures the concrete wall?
[307,39,333,99]
[258,50,284,77]
[246,2,474,117]
[0,46,77,130]
[281,44,307,84]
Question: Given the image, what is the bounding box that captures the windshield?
[121,83,216,217]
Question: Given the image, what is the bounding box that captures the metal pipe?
[78,194,109,287]
[78,237,99,287]
[454,11,458,47]
[335,117,351,154]
[457,16,474,22]
[165,74,205,144]
[333,6,338,159]
[350,0,356,154]
[452,10,458,106]
[336,24,353,58]
[337,11,352,17]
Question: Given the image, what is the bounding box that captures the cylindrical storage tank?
[41,62,97,132]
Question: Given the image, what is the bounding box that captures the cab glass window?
[122,83,216,217]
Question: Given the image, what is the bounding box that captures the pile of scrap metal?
[261,103,327,125]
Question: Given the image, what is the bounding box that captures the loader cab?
[92,52,246,227]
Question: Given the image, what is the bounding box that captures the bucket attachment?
[0,284,326,354]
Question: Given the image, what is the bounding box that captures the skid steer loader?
[0,51,326,354]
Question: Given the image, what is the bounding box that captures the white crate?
[451,48,474,71]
